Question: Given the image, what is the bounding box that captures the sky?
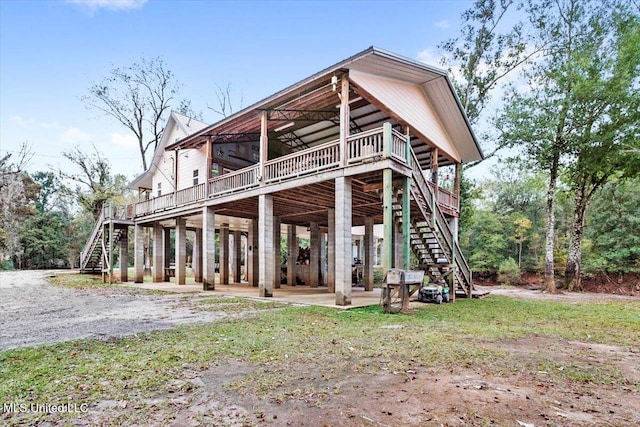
[1,0,479,182]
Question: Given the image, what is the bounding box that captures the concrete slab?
[122,281,382,309]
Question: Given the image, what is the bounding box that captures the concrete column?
[119,228,128,282]
[233,230,242,283]
[335,176,352,306]
[194,229,203,283]
[382,169,393,274]
[248,219,259,287]
[202,206,216,290]
[175,218,186,285]
[259,194,274,297]
[364,217,374,291]
[134,223,144,283]
[321,232,327,286]
[327,207,335,293]
[163,228,171,281]
[309,222,320,287]
[153,222,164,282]
[287,224,297,286]
[274,216,281,289]
[220,224,229,285]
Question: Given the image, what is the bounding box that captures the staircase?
[79,204,130,274]
[389,150,473,297]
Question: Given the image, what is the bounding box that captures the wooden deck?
[131,126,459,221]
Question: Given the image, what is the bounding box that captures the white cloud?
[66,0,148,12]
[60,127,93,143]
[434,20,450,29]
[10,116,61,129]
[111,132,138,149]
[10,116,35,127]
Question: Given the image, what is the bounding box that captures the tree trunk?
[565,181,588,291]
[544,156,559,293]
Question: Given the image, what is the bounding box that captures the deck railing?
[176,183,206,205]
[131,124,458,217]
[347,128,384,163]
[209,165,259,197]
[391,129,407,163]
[264,140,340,182]
[427,182,459,212]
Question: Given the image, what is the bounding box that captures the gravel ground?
[0,270,228,351]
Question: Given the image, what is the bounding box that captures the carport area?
[123,281,383,309]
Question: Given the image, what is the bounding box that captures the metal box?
[386,269,424,285]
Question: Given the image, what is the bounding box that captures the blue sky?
[1,0,475,180]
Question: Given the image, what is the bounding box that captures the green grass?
[1,295,638,424]
[48,273,175,294]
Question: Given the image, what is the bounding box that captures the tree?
[84,57,183,171]
[0,144,36,267]
[563,7,640,290]
[439,0,538,131]
[497,0,615,293]
[584,178,640,273]
[59,145,129,219]
[207,82,244,119]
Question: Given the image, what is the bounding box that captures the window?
[193,169,199,186]
[157,182,162,197]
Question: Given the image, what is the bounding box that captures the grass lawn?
[1,292,639,425]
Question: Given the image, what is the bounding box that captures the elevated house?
[80,47,483,305]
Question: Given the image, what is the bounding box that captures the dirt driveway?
[0,270,227,351]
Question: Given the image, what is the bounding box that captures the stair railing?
[409,149,472,292]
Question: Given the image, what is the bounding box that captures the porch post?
[119,228,128,282]
[202,206,216,290]
[382,168,394,275]
[402,176,411,270]
[339,74,350,166]
[259,111,268,183]
[248,219,259,287]
[163,228,171,281]
[273,216,281,289]
[309,222,320,287]
[259,194,274,297]
[153,222,164,282]
[287,224,297,286]
[321,232,327,286]
[431,148,439,227]
[335,176,352,306]
[454,163,461,212]
[175,218,186,285]
[220,224,229,285]
[327,207,336,293]
[194,228,203,283]
[233,230,242,283]
[449,216,459,302]
[364,217,374,291]
[134,223,144,283]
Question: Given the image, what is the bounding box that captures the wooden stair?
[79,204,130,274]
[388,150,474,297]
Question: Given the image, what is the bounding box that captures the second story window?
[193,169,199,186]
[157,182,162,197]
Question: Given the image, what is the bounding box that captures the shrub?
[498,257,521,285]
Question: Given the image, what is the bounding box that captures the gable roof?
[129,111,209,190]
[170,47,483,166]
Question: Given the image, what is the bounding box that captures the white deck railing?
[176,183,206,205]
[264,140,340,182]
[209,165,260,197]
[132,124,457,217]
[347,128,384,163]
